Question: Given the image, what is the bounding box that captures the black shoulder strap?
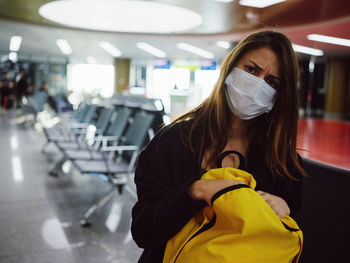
[217,150,245,170]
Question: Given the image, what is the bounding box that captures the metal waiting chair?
[55,106,113,151]
[42,103,97,152]
[20,91,49,126]
[62,107,132,161]
[72,110,155,227]
[48,106,112,176]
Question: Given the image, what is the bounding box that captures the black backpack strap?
[217,150,245,170]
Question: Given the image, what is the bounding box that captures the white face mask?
[225,67,277,120]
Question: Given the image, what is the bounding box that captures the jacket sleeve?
[131,127,207,249]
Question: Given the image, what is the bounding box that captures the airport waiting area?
[1,1,350,263]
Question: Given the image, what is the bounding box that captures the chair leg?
[48,156,67,177]
[80,188,119,227]
[110,174,128,192]
[117,185,124,194]
[41,140,51,153]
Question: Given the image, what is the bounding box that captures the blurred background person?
[0,72,15,109]
[15,70,28,107]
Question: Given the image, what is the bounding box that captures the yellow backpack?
[163,167,303,263]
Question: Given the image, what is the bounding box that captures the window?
[67,64,114,104]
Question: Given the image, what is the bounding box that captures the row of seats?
[41,96,165,227]
[20,91,49,125]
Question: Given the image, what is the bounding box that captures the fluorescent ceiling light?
[86,56,96,64]
[56,39,72,55]
[176,43,215,59]
[216,41,231,49]
[292,44,324,56]
[136,42,166,58]
[39,0,202,33]
[9,36,22,51]
[9,52,17,62]
[239,0,286,8]
[307,34,350,47]
[99,41,122,57]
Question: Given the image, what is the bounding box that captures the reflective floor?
[0,110,142,262]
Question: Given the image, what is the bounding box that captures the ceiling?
[0,0,349,63]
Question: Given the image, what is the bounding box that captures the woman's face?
[236,47,280,90]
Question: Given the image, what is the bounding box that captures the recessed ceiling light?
[176,43,215,59]
[239,0,286,8]
[9,52,18,62]
[292,44,324,56]
[99,41,122,57]
[39,0,202,33]
[136,43,166,58]
[9,36,22,52]
[307,34,350,47]
[56,39,72,55]
[216,41,231,49]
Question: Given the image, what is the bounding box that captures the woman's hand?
[257,191,290,219]
[189,179,246,205]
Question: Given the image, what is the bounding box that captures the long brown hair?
[172,30,306,179]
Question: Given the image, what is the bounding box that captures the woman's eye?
[245,66,256,74]
[266,79,276,88]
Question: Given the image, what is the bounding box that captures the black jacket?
[131,123,303,263]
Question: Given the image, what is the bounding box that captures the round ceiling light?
[39,0,203,33]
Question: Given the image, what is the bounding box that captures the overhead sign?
[153,59,171,69]
[200,60,216,70]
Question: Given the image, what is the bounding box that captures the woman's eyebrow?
[248,60,280,80]
[248,60,263,71]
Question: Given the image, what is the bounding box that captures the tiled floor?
[0,110,142,262]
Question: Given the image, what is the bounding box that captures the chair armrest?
[95,135,118,149]
[95,136,118,142]
[101,145,139,152]
[69,123,90,129]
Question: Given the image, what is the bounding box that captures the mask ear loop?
[216,150,246,170]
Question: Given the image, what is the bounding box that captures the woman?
[131,30,306,263]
